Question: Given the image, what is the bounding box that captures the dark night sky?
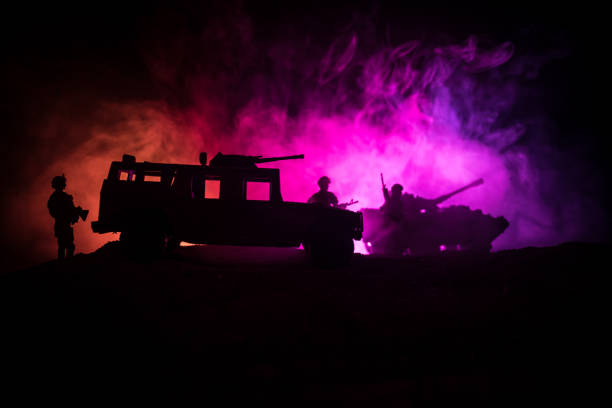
[1,1,609,269]
[2,1,605,152]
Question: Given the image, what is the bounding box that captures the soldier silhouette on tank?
[308,176,339,208]
[364,176,508,256]
[381,183,404,222]
[47,175,88,260]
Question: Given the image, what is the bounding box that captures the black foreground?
[1,242,606,404]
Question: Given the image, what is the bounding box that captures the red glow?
[11,33,583,265]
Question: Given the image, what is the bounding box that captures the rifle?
[71,207,89,224]
[381,173,390,201]
[337,199,358,209]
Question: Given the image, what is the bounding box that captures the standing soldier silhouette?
[381,181,404,222]
[47,175,88,260]
[307,176,339,208]
[377,175,408,255]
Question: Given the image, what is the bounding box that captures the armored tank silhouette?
[92,152,363,265]
[362,178,509,256]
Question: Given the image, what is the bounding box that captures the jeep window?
[246,181,270,201]
[144,174,162,183]
[119,170,134,181]
[204,179,221,199]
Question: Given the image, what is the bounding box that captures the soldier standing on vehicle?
[308,176,339,208]
[47,175,88,260]
[381,180,404,222]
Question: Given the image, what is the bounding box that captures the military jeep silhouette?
[92,153,363,264]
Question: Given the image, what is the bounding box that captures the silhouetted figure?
[308,176,339,207]
[376,179,407,255]
[381,183,404,221]
[47,175,88,260]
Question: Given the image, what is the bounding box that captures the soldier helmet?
[52,174,67,190]
[318,176,331,188]
[391,184,403,194]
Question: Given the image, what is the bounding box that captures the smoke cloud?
[2,4,607,270]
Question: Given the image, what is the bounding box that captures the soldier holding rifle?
[380,174,404,222]
[308,176,339,208]
[47,174,88,260]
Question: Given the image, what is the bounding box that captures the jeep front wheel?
[120,227,166,256]
[307,234,354,266]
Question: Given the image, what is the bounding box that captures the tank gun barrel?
[209,153,304,168]
[255,154,304,163]
[433,178,484,205]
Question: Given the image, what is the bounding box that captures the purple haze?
[178,33,558,253]
[7,12,603,265]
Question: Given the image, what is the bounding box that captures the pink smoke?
[186,35,528,253]
[6,25,593,269]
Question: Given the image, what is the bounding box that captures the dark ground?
[1,242,607,404]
